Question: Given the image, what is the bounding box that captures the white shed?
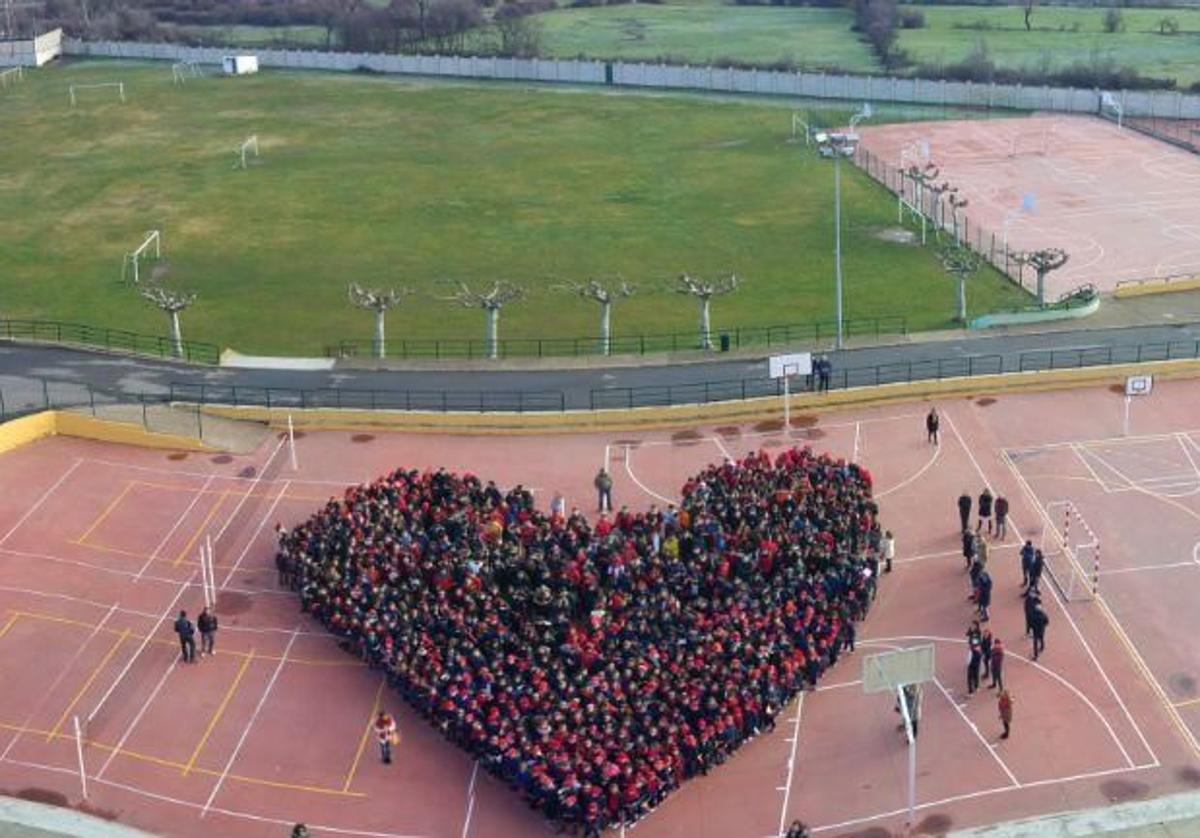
[222,55,259,76]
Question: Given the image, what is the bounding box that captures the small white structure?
[222,55,258,76]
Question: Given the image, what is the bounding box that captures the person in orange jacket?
[373,710,398,764]
[998,690,1013,739]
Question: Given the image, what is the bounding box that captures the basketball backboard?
[861,644,935,694]
[768,352,812,379]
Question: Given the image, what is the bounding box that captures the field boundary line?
[136,474,216,580]
[75,482,135,544]
[341,677,385,793]
[46,628,129,742]
[623,445,673,505]
[183,650,255,776]
[775,691,805,838]
[219,478,291,590]
[0,458,82,546]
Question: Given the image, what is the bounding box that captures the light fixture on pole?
[814,102,871,351]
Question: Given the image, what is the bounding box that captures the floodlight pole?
[833,151,845,351]
[896,685,917,827]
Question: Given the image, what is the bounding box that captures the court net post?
[73,715,88,799]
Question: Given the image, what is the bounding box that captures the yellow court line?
[1173,696,1200,710]
[69,538,201,567]
[182,649,255,776]
[0,612,19,641]
[75,482,136,544]
[46,628,130,742]
[129,479,329,504]
[0,719,366,798]
[341,677,386,793]
[11,609,358,669]
[174,490,230,567]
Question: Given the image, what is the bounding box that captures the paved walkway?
[950,790,1200,837]
[0,796,153,838]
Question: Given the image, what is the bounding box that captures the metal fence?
[0,319,220,364]
[852,146,1034,296]
[166,382,567,413]
[331,316,908,360]
[65,39,1200,120]
[1120,115,1199,155]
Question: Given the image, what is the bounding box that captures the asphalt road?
[5,318,1200,414]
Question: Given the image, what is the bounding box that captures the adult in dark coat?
[174,610,196,663]
[958,491,972,533]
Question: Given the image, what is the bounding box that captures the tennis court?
[856,114,1200,298]
[0,382,1199,836]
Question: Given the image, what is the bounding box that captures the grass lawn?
[897,5,1200,87]
[0,62,1027,356]
[534,4,878,71]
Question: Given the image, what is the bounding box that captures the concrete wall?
[63,38,1200,120]
[0,410,213,456]
[0,29,62,67]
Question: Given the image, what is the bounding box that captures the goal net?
[1100,91,1124,129]
[1040,500,1099,602]
[234,135,259,170]
[69,82,125,107]
[172,61,202,84]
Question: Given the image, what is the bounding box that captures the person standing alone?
[594,468,613,513]
[994,494,1009,540]
[926,408,940,446]
[998,689,1014,740]
[989,638,1005,690]
[197,606,218,657]
[958,491,972,534]
[174,610,196,663]
[374,710,398,764]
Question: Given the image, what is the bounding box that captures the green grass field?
[536,4,877,71]
[898,5,1200,87]
[0,62,1027,355]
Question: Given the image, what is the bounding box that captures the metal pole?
[834,154,845,351]
[907,730,917,826]
[288,414,298,470]
[783,374,791,435]
[1123,395,1131,437]
[73,716,88,799]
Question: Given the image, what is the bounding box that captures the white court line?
[775,691,805,838]
[623,446,674,505]
[0,755,431,838]
[1007,427,1200,456]
[0,546,293,599]
[893,544,1018,567]
[81,456,357,488]
[1176,432,1200,482]
[949,413,1150,768]
[460,761,479,838]
[852,421,861,462]
[1070,444,1126,494]
[135,473,216,580]
[608,411,925,451]
[0,458,82,546]
[809,762,1156,834]
[86,572,196,728]
[1098,561,1199,576]
[709,434,733,461]
[875,440,941,500]
[201,627,300,816]
[219,479,291,590]
[0,583,328,638]
[931,677,1020,787]
[0,601,119,764]
[95,636,185,780]
[998,444,1159,767]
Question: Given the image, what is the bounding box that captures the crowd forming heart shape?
[276,446,883,836]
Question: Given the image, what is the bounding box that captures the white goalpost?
[234,134,259,170]
[1040,499,1100,602]
[790,112,812,145]
[0,66,23,91]
[121,230,162,284]
[172,61,202,84]
[69,82,125,107]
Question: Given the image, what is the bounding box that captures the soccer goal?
[121,230,162,285]
[171,61,202,85]
[1100,91,1124,130]
[790,112,812,145]
[1009,126,1049,158]
[0,67,23,91]
[234,135,259,170]
[1040,500,1100,602]
[69,82,125,107]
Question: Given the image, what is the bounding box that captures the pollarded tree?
[939,243,981,324]
[439,280,524,359]
[138,265,196,359]
[675,273,739,350]
[348,283,413,360]
[556,277,635,356]
[901,161,940,243]
[1015,248,1069,305]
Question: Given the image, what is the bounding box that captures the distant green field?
[0,62,1027,355]
[535,5,877,71]
[898,5,1200,86]
[164,23,332,49]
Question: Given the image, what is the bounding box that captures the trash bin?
[719,333,730,352]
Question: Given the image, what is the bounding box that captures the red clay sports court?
[2,377,1200,836]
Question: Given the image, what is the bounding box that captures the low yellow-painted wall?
[200,356,1200,435]
[0,411,213,455]
[1114,275,1200,298]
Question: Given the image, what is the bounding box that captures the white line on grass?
[201,627,300,816]
[0,458,82,546]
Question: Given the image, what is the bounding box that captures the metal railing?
[0,319,220,364]
[166,382,567,413]
[329,317,908,360]
[1119,115,1199,155]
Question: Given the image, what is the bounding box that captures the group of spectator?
[275,447,884,835]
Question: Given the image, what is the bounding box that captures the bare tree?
[901,161,939,244]
[348,283,413,360]
[138,263,195,359]
[939,244,981,324]
[1015,248,1069,305]
[946,189,969,245]
[439,280,524,359]
[1022,0,1035,31]
[674,273,739,350]
[555,277,634,356]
